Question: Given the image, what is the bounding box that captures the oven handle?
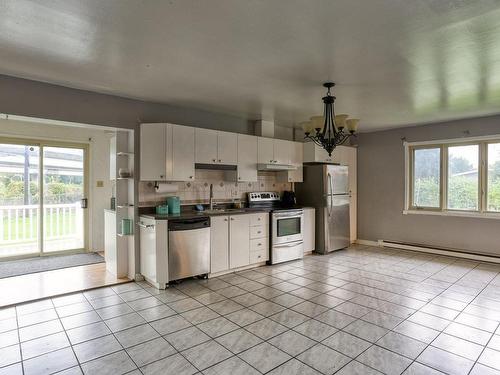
[273,240,303,248]
[273,212,304,218]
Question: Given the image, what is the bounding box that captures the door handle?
[80,198,88,209]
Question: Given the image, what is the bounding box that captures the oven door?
[272,210,304,245]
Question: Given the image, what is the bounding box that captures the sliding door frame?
[0,136,89,260]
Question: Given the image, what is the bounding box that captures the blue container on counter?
[166,196,181,214]
[155,205,169,215]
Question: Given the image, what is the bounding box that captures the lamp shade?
[310,116,324,131]
[300,121,313,133]
[346,118,359,132]
[334,114,349,129]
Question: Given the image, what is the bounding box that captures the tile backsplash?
[139,170,292,206]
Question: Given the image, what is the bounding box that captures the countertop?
[140,208,272,221]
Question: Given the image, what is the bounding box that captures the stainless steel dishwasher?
[168,217,210,282]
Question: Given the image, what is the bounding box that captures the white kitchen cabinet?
[217,131,237,164]
[171,124,195,181]
[303,208,315,253]
[229,215,250,269]
[303,142,337,163]
[195,129,237,165]
[139,216,169,289]
[210,216,229,273]
[140,123,167,180]
[195,128,218,164]
[273,139,290,165]
[258,137,274,164]
[343,146,357,243]
[105,210,128,278]
[237,134,258,182]
[278,141,303,183]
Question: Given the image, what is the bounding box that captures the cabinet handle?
[257,231,261,234]
[258,243,262,246]
[238,177,241,180]
[257,255,261,259]
[212,159,216,162]
[224,218,228,221]
[257,218,261,221]
[189,176,193,179]
[218,159,221,162]
[160,175,164,178]
[230,218,234,221]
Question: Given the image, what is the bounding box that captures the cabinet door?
[237,134,257,182]
[210,216,229,273]
[303,208,315,253]
[171,124,195,181]
[274,139,290,165]
[195,128,218,164]
[217,131,238,165]
[229,215,250,269]
[258,137,274,164]
[140,124,167,180]
[288,141,303,182]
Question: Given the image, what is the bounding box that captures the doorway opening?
[0,140,88,259]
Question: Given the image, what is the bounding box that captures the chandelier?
[302,82,359,156]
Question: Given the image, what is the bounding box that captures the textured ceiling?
[1,0,500,131]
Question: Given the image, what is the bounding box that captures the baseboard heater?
[378,239,500,264]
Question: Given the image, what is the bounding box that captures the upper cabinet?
[288,141,303,182]
[237,134,258,182]
[171,124,195,181]
[257,137,274,164]
[140,123,167,181]
[140,123,195,181]
[257,137,292,165]
[303,142,354,165]
[195,129,237,165]
[217,131,238,164]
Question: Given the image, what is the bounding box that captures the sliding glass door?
[0,139,88,259]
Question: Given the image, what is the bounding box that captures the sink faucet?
[209,183,215,210]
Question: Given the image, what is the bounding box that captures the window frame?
[404,135,500,218]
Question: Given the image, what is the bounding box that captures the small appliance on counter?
[166,196,181,214]
[155,204,169,215]
[281,191,297,207]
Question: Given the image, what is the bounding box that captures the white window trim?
[404,134,500,219]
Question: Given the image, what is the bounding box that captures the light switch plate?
[96,180,104,187]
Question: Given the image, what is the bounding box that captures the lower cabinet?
[210,213,269,275]
[139,216,168,289]
[229,215,250,269]
[210,216,230,273]
[303,208,315,253]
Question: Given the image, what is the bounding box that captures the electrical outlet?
[96,180,104,187]
[231,189,238,197]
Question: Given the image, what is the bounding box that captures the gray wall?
[357,115,500,257]
[0,74,255,133]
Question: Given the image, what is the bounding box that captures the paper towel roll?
[155,182,178,194]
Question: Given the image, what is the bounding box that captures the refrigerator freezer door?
[328,165,349,195]
[324,194,350,252]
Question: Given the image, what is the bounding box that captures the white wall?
[0,118,112,252]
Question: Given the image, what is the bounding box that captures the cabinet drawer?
[250,249,269,264]
[250,225,268,239]
[250,238,268,252]
[250,213,268,226]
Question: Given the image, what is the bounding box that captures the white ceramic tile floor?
[1,244,500,374]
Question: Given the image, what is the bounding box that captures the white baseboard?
[378,240,500,264]
[355,239,380,246]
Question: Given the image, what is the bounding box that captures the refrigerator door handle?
[328,173,334,217]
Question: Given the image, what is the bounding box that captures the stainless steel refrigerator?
[295,164,350,254]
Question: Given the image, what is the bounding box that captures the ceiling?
[1,0,500,132]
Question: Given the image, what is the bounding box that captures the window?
[488,143,500,212]
[406,137,500,216]
[412,147,441,208]
[447,144,479,211]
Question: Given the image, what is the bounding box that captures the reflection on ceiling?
[1,0,500,131]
